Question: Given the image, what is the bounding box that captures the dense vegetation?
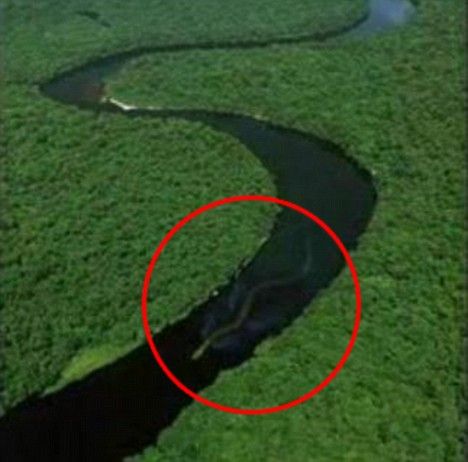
[108,1,464,461]
[2,0,464,461]
[2,0,366,408]
[3,83,279,401]
[4,0,366,82]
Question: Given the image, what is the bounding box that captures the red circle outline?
[141,195,361,415]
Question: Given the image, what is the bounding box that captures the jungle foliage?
[109,1,464,461]
[1,0,464,461]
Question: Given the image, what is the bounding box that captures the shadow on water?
[1,0,415,460]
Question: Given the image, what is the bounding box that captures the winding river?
[0,1,415,460]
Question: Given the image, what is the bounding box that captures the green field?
[2,0,464,460]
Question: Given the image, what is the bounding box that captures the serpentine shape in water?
[192,235,314,360]
[0,1,415,460]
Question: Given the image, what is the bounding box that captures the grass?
[2,0,464,461]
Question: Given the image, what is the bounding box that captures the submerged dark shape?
[193,226,315,359]
[1,0,415,460]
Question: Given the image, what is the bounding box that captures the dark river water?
[0,1,414,460]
